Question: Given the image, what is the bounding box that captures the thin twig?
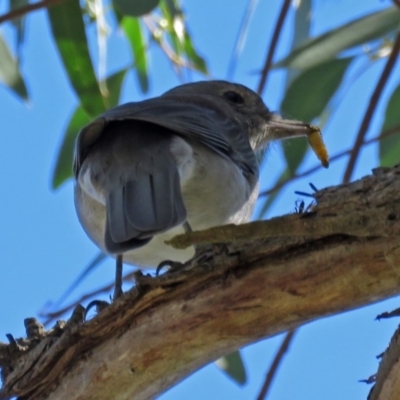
[343,30,400,183]
[142,16,199,72]
[0,0,68,24]
[256,329,297,400]
[258,124,400,197]
[257,0,291,96]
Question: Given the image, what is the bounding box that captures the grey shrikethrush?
[73,80,327,297]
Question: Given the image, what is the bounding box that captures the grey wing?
[74,98,258,180]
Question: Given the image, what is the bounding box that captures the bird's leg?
[84,254,123,320]
[113,254,124,299]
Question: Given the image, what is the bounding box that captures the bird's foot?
[156,259,185,276]
[84,300,110,320]
[294,182,319,214]
[156,244,216,276]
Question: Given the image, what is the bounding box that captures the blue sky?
[1,0,400,399]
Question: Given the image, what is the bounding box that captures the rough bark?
[368,323,400,400]
[1,164,400,400]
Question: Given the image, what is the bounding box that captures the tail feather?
[104,152,187,254]
[123,165,186,232]
[104,220,151,253]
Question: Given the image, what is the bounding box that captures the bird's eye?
[223,91,244,105]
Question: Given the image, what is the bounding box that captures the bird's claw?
[156,245,216,276]
[156,260,186,276]
[84,300,110,320]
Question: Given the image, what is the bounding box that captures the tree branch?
[368,324,400,400]
[393,0,400,9]
[343,31,400,183]
[0,0,68,25]
[256,329,297,400]
[257,0,291,95]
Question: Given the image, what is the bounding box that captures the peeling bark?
[368,324,400,400]
[1,164,400,400]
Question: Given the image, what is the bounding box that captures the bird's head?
[163,80,325,154]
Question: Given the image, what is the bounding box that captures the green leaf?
[159,0,206,73]
[113,0,159,17]
[10,0,29,53]
[276,7,400,70]
[47,0,105,117]
[52,106,91,189]
[103,68,128,108]
[52,69,128,188]
[163,0,180,18]
[0,33,28,99]
[282,137,308,174]
[160,0,183,56]
[281,57,353,123]
[183,31,207,74]
[379,83,400,167]
[121,17,149,93]
[292,0,311,50]
[215,351,247,386]
[285,0,311,88]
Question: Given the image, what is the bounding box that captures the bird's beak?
[266,114,316,141]
[260,113,329,168]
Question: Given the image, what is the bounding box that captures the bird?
[73,80,320,298]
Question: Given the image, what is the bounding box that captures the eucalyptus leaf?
[285,0,311,88]
[379,83,400,167]
[291,0,311,50]
[215,351,247,385]
[163,0,179,18]
[113,0,159,17]
[10,0,29,53]
[281,57,353,123]
[104,69,128,108]
[282,137,308,175]
[274,5,313,181]
[160,0,183,56]
[0,33,28,99]
[276,7,400,70]
[48,0,105,117]
[183,31,207,74]
[121,17,149,93]
[159,0,206,72]
[52,106,91,189]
